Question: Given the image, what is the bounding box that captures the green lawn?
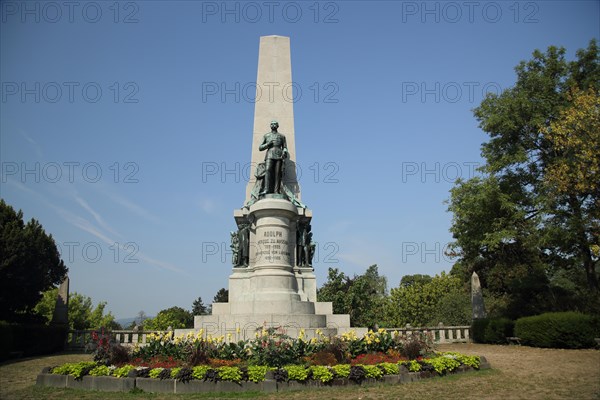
[1,344,598,399]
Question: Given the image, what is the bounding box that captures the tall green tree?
[0,199,68,321]
[317,265,387,328]
[136,310,148,327]
[213,288,229,303]
[191,297,209,315]
[400,274,433,288]
[33,288,118,330]
[385,272,469,327]
[448,40,600,317]
[144,306,193,330]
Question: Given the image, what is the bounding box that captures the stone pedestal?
[187,197,361,338]
[229,199,312,314]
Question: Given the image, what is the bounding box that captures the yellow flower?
[236,327,241,334]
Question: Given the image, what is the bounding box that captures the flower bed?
[38,327,490,393]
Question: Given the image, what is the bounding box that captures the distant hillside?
[116,316,154,328]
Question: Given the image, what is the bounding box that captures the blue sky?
[1,1,598,319]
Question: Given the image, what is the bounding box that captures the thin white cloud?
[6,179,183,275]
[100,188,161,224]
[136,253,188,275]
[199,197,217,214]
[59,208,187,275]
[74,196,122,239]
[4,178,39,197]
[19,129,43,158]
[57,208,115,245]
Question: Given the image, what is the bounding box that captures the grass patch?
[1,345,599,400]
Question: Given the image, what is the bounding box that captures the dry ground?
[0,344,598,400]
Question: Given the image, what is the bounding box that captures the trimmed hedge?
[472,318,514,344]
[0,321,67,361]
[471,319,489,343]
[514,312,600,349]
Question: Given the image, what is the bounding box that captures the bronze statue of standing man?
[259,121,288,195]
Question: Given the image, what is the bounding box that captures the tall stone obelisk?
[245,36,300,202]
[186,36,363,340]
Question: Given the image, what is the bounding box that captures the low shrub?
[348,365,366,383]
[87,329,130,366]
[515,312,599,349]
[208,358,242,367]
[45,351,483,386]
[351,352,400,365]
[247,365,269,383]
[472,318,514,344]
[191,365,211,380]
[304,350,337,366]
[148,368,163,379]
[331,364,351,378]
[361,364,383,379]
[471,318,489,343]
[130,355,181,369]
[378,362,400,375]
[484,318,514,344]
[310,365,334,383]
[284,365,310,382]
[52,361,97,380]
[174,367,193,383]
[401,332,434,359]
[403,360,421,372]
[112,365,136,378]
[89,365,111,376]
[0,322,67,360]
[217,366,243,383]
[423,356,461,375]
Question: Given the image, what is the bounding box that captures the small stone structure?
[51,277,69,325]
[471,272,487,320]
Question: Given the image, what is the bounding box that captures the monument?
[471,272,487,320]
[181,36,363,339]
[51,276,69,325]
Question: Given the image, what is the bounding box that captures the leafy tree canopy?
[144,306,193,330]
[385,272,468,327]
[213,288,229,303]
[192,296,209,316]
[33,288,119,330]
[317,265,387,328]
[0,199,68,322]
[448,39,599,317]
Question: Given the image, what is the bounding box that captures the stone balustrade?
[66,330,166,350]
[384,323,471,344]
[66,324,471,350]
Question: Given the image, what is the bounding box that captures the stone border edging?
[36,356,490,393]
